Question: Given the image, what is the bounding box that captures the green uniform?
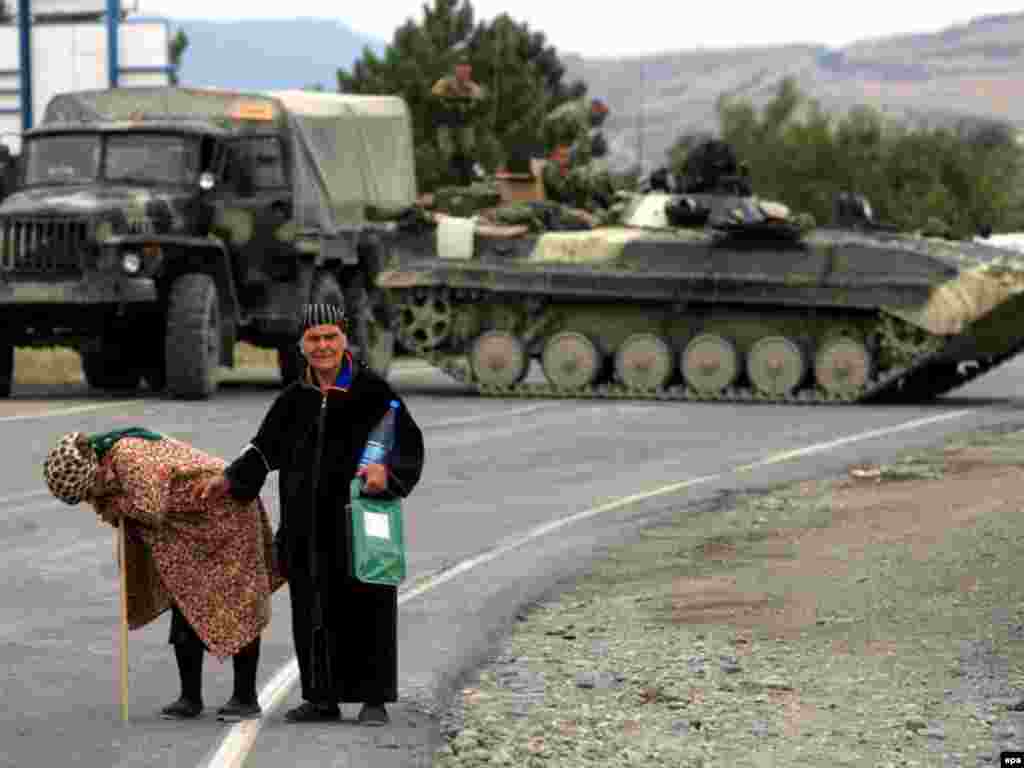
[431,75,487,184]
[541,99,613,211]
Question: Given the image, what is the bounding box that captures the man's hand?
[199,473,231,503]
[357,463,388,494]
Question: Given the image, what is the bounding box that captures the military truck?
[0,86,414,398]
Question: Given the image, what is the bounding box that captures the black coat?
[225,357,424,703]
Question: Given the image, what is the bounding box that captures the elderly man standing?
[42,428,282,721]
[202,302,424,726]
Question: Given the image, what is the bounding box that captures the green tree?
[337,0,586,192]
[168,28,189,86]
[670,77,1024,238]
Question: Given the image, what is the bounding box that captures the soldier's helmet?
[681,139,745,194]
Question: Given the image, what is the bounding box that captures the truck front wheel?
[165,273,221,399]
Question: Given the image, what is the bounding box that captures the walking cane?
[116,519,129,722]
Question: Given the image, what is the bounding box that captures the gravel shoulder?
[433,424,1024,767]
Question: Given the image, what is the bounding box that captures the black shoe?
[160,696,203,720]
[357,703,389,726]
[283,701,340,723]
[216,696,262,722]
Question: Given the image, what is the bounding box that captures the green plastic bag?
[348,478,407,586]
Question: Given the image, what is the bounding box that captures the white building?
[1,0,173,154]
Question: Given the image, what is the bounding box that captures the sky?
[133,1,1024,58]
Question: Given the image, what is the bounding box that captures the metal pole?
[16,0,31,131]
[116,521,129,722]
[106,0,120,87]
[636,61,645,174]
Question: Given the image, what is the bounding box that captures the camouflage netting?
[40,87,418,231]
[407,181,600,233]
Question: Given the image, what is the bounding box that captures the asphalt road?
[3,358,1024,768]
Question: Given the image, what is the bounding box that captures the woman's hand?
[91,497,122,527]
[199,473,232,504]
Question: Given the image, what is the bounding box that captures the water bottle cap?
[390,400,400,408]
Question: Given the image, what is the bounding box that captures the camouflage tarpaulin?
[269,90,418,229]
[39,87,418,231]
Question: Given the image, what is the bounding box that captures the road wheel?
[470,330,528,387]
[746,335,806,397]
[80,339,142,390]
[614,333,674,391]
[541,331,603,390]
[681,333,739,395]
[814,336,871,399]
[0,340,12,398]
[165,273,221,399]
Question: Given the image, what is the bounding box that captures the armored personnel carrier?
[375,188,1024,404]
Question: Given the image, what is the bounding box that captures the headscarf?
[300,302,346,335]
[43,428,163,505]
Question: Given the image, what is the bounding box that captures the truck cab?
[0,86,415,398]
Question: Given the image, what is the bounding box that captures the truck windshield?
[105,134,200,185]
[23,133,200,187]
[23,135,101,185]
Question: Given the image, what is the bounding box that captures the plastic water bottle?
[359,400,400,470]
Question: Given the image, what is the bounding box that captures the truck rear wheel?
[165,273,221,399]
[80,340,142,390]
[347,281,394,377]
[0,341,12,397]
[277,341,302,385]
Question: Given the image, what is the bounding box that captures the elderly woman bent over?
[43,429,284,721]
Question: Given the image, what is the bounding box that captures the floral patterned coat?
[93,437,284,658]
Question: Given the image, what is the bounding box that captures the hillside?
[163,12,1024,171]
[564,11,1024,170]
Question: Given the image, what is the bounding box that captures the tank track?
[406,336,1024,406]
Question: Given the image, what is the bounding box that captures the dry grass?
[13,342,280,385]
[233,342,279,369]
[13,347,84,385]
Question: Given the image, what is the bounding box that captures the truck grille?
[0,217,92,276]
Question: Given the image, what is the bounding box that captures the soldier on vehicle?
[679,138,752,196]
[540,98,615,212]
[431,52,487,186]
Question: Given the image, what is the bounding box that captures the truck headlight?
[121,251,143,275]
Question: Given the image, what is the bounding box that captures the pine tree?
[337,0,586,192]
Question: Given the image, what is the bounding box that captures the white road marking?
[0,489,50,506]
[0,401,138,423]
[424,403,561,429]
[199,407,974,768]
